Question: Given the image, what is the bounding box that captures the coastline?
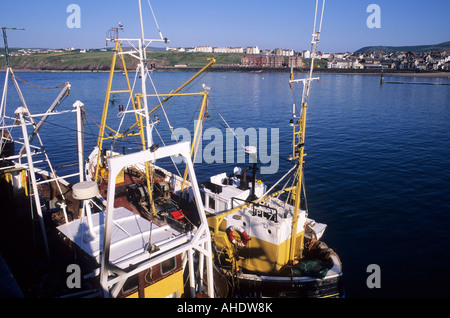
[2,67,449,78]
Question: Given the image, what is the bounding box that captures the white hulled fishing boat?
[1,1,215,298]
[0,27,91,297]
[74,0,216,298]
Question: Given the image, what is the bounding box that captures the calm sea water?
[2,70,450,298]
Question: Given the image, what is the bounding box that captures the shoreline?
[2,67,449,78]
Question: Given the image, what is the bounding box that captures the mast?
[288,0,325,263]
[1,27,25,68]
[97,2,215,297]
[95,0,168,156]
[2,28,11,68]
[1,27,25,124]
[95,0,215,185]
[138,0,153,148]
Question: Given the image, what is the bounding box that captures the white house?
[328,59,353,69]
[302,50,311,58]
[195,46,213,53]
[246,46,260,54]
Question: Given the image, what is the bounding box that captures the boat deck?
[57,207,186,269]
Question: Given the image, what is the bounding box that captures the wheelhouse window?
[161,257,177,275]
[200,190,205,205]
[217,199,227,212]
[122,274,139,295]
[208,196,215,210]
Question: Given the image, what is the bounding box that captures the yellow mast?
[180,92,209,196]
[288,0,325,263]
[148,58,215,116]
[94,37,159,217]
[94,39,137,183]
[289,101,308,261]
[94,36,215,189]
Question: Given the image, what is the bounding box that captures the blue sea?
[1,70,450,298]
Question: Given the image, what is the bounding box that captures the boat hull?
[214,240,344,298]
[231,271,344,298]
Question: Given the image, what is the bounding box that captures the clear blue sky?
[1,0,449,53]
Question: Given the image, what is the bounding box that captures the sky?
[0,0,449,53]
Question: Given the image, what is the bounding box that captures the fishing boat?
[0,1,215,298]
[199,0,344,298]
[75,0,216,298]
[0,27,89,297]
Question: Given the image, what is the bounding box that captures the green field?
[0,49,329,71]
[0,50,245,71]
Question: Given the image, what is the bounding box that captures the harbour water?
[1,71,450,298]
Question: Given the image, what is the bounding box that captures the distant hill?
[355,41,450,53]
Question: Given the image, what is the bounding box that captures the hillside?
[355,41,450,53]
[0,50,244,71]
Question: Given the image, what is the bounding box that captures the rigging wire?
[306,0,325,99]
[116,66,139,127]
[207,99,246,150]
[147,0,165,42]
[208,97,293,165]
[145,68,177,140]
[152,124,182,177]
[11,73,67,90]
[258,163,298,201]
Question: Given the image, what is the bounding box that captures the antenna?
[1,27,25,67]
[106,24,124,45]
[289,0,325,108]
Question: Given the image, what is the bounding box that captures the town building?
[246,46,260,54]
[195,46,213,53]
[301,50,311,59]
[327,59,353,69]
[289,56,304,68]
[274,48,294,57]
[241,55,284,68]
